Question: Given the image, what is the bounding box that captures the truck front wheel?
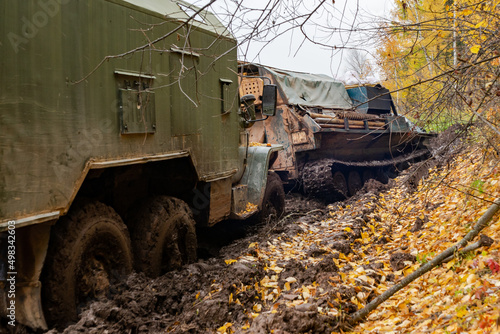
[130,196,197,277]
[41,201,133,328]
[255,172,286,223]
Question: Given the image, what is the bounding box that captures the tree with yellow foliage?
[376,0,500,135]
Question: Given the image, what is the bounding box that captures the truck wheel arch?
[238,144,284,217]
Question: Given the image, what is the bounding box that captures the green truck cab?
[0,0,283,329]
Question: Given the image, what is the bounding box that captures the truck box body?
[0,0,240,226]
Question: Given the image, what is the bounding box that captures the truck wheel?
[130,196,197,277]
[255,172,285,223]
[41,201,133,328]
[347,171,363,196]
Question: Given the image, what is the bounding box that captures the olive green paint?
[0,0,241,222]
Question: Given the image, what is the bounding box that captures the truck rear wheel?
[41,201,133,328]
[255,172,285,223]
[130,196,197,277]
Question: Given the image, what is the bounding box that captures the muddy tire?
[254,172,285,223]
[347,170,363,196]
[130,196,197,277]
[41,201,133,328]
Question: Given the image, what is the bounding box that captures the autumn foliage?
[376,0,500,133]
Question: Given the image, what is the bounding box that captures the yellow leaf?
[403,267,413,276]
[217,322,233,333]
[225,259,237,265]
[303,286,311,300]
[475,21,487,29]
[284,282,291,291]
[470,45,481,54]
[345,227,352,232]
[253,303,262,312]
[446,259,456,269]
[358,275,375,285]
[456,307,467,318]
[268,265,284,273]
[261,282,278,288]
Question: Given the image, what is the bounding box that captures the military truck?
[0,1,285,329]
[239,63,434,201]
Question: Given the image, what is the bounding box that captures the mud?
[389,253,417,271]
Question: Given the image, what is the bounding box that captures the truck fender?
[0,223,52,330]
[239,144,283,211]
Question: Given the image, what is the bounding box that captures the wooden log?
[348,120,367,126]
[309,112,336,119]
[315,118,344,124]
[319,122,386,130]
[367,121,386,127]
[316,118,366,127]
[320,123,365,129]
[319,124,345,129]
[310,112,386,128]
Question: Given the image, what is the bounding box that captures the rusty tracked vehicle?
[239,63,434,201]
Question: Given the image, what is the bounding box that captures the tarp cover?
[264,66,353,109]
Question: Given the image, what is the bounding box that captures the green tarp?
[264,66,353,109]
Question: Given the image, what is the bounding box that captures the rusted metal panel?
[262,108,296,171]
[291,131,308,145]
[231,185,248,216]
[208,178,232,226]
